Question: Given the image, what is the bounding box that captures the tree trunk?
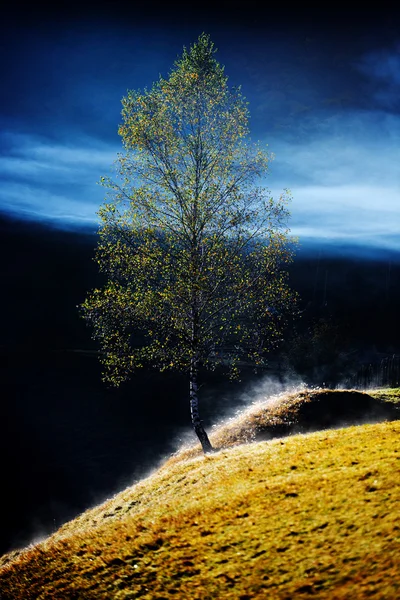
[190,359,213,453]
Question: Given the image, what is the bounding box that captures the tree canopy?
[81,33,298,451]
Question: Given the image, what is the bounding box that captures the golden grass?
[164,387,399,467]
[0,388,399,599]
[369,387,400,403]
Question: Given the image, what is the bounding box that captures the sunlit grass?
[0,388,399,599]
[164,387,399,467]
[369,387,400,403]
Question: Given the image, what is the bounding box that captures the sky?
[1,3,399,254]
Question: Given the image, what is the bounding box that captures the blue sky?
[1,7,399,253]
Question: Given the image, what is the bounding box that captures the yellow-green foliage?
[80,33,297,387]
[1,389,399,599]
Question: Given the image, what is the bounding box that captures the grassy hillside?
[164,387,400,467]
[0,389,399,599]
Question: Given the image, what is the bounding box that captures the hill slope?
[0,390,399,599]
[164,387,399,466]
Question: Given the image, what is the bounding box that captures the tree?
[80,33,297,453]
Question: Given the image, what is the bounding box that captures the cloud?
[291,185,400,248]
[270,111,399,186]
[2,181,99,226]
[1,109,399,252]
[264,108,400,251]
[1,35,399,253]
[0,132,118,225]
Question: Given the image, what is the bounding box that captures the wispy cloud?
[265,107,400,250]
[1,37,399,253]
[0,132,117,225]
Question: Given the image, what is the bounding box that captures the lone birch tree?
[81,34,297,453]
